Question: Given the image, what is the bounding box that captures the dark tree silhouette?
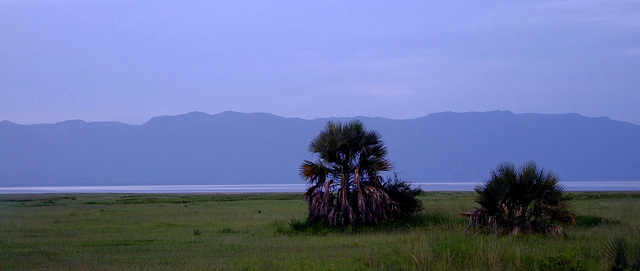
[300,120,402,226]
[465,161,575,236]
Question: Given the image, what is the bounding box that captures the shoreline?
[1,181,639,194]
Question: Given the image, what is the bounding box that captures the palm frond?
[605,237,630,271]
[299,160,328,183]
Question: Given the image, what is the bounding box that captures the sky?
[1,0,639,125]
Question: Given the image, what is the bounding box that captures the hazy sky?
[1,1,639,125]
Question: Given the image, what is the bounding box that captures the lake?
[1,181,639,194]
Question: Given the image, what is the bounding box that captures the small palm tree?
[467,161,575,235]
[604,237,640,271]
[300,120,398,226]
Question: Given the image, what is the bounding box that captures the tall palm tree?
[469,161,575,235]
[300,120,397,226]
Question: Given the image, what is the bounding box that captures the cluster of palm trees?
[301,120,574,235]
[300,121,405,226]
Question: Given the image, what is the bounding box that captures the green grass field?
[1,192,639,270]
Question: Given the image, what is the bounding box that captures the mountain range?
[1,111,639,187]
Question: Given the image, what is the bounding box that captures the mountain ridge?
[1,110,635,127]
[1,111,638,187]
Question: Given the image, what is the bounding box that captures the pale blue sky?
[1,0,639,124]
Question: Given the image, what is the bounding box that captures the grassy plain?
[1,192,639,270]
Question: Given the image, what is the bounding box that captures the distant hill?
[1,111,639,186]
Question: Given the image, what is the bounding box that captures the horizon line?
[2,110,630,126]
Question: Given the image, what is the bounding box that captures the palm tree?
[604,237,640,271]
[300,120,398,226]
[467,161,575,235]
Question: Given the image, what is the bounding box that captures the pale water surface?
[1,181,639,194]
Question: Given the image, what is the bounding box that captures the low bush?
[539,253,586,271]
[466,161,575,235]
[382,173,423,219]
[575,215,620,228]
[604,237,640,271]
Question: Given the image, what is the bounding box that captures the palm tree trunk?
[355,167,367,223]
[340,170,354,225]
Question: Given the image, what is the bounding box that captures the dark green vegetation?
[603,237,640,271]
[301,120,421,226]
[1,192,639,270]
[467,162,575,236]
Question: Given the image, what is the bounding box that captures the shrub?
[382,173,423,218]
[604,237,640,271]
[220,227,235,233]
[288,219,309,232]
[466,161,575,235]
[575,214,620,228]
[539,253,586,271]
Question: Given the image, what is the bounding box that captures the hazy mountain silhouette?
[1,111,639,186]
